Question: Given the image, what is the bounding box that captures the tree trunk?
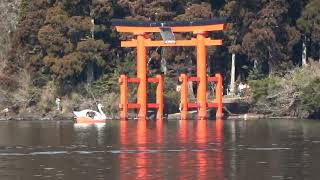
[161,58,167,75]
[91,18,95,39]
[230,53,236,96]
[302,39,307,66]
[87,15,95,85]
[268,61,273,74]
[318,42,320,62]
[87,62,94,84]
[188,81,195,100]
[254,59,258,69]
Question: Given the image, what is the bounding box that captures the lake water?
[0,119,319,180]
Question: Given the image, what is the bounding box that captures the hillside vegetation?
[0,0,21,70]
[0,0,319,118]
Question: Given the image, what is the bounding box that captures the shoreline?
[0,113,304,122]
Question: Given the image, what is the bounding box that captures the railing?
[119,74,163,120]
[179,73,223,120]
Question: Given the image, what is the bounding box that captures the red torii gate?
[111,18,227,120]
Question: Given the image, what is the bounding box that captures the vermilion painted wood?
[188,103,200,108]
[188,77,200,82]
[114,19,226,120]
[137,35,147,119]
[147,103,159,108]
[208,77,219,82]
[207,102,218,108]
[196,33,207,120]
[128,78,140,83]
[215,73,223,119]
[128,104,141,109]
[119,75,128,119]
[156,75,164,119]
[147,77,159,83]
[115,24,225,34]
[179,74,188,120]
[121,39,223,47]
[111,18,227,27]
[178,74,223,119]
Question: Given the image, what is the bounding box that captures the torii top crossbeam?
[111,18,227,120]
[111,18,227,47]
[111,18,227,33]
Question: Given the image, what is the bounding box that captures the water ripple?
[247,147,291,151]
[0,148,225,156]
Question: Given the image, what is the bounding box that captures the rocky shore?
[0,96,305,121]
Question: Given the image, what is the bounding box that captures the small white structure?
[1,108,9,120]
[176,84,181,92]
[2,108,9,116]
[55,98,61,111]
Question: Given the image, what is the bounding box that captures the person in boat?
[73,104,107,121]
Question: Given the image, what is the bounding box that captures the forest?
[0,0,319,119]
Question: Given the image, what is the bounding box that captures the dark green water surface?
[0,119,319,180]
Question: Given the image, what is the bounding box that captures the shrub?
[37,81,56,114]
[249,76,276,103]
[164,90,180,114]
[163,76,180,114]
[248,61,320,118]
[90,72,120,95]
[0,74,18,90]
[299,78,320,118]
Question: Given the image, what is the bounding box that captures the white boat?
[73,104,107,123]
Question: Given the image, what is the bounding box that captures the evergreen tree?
[298,0,320,61]
[241,0,300,74]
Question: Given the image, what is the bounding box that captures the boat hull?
[75,117,106,124]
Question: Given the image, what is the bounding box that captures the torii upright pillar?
[196,32,207,119]
[136,34,147,119]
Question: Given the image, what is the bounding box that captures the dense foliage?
[0,0,319,118]
[249,61,320,118]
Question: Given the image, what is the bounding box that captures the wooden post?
[230,53,236,96]
[137,34,147,119]
[156,74,164,120]
[180,74,188,120]
[215,73,223,119]
[302,39,307,66]
[196,33,207,120]
[119,75,128,119]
